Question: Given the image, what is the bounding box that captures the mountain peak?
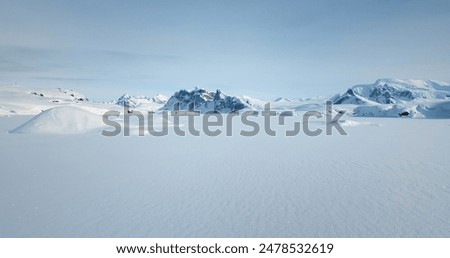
[162,88,250,113]
[274,97,292,102]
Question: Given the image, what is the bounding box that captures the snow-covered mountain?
[3,80,449,118]
[329,79,450,118]
[161,88,251,113]
[331,79,450,105]
[116,93,168,109]
[150,94,169,104]
[274,97,293,103]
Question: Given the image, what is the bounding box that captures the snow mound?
[416,101,450,118]
[10,106,104,134]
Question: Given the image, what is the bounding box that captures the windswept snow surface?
[0,116,449,237]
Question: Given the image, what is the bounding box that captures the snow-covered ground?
[1,81,450,237]
[0,115,449,237]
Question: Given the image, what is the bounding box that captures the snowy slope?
[239,95,267,110]
[240,96,323,111]
[353,100,450,118]
[0,84,89,116]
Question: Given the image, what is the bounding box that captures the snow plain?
[1,115,449,237]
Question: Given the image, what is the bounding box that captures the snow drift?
[10,106,105,134]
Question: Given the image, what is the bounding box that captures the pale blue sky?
[1,0,449,100]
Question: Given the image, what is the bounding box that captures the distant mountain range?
[1,79,450,118]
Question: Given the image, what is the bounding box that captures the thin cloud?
[92,49,181,62]
[33,76,98,82]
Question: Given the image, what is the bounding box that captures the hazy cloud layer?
[1,0,450,100]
